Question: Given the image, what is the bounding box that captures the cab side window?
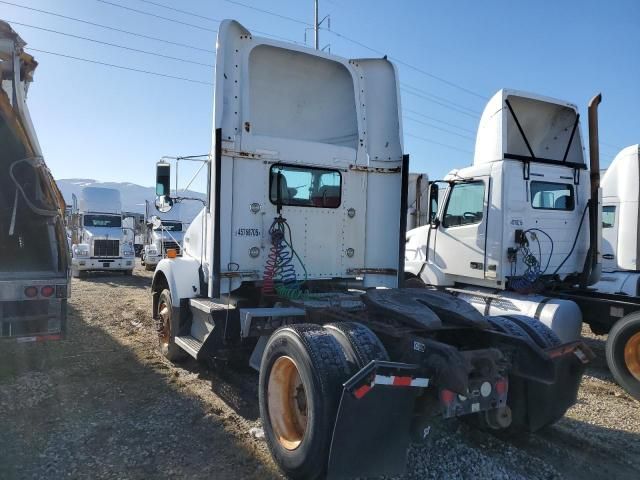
[442,181,485,228]
[602,206,616,228]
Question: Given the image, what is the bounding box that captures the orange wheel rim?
[267,356,308,450]
[624,332,640,382]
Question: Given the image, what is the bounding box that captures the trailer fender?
[152,256,202,307]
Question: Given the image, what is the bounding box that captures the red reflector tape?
[353,384,372,399]
[373,375,430,388]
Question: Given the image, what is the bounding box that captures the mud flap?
[524,342,593,431]
[327,361,429,479]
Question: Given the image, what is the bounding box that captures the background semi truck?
[70,186,135,277]
[149,20,591,479]
[0,21,70,341]
[405,95,640,399]
[141,200,185,271]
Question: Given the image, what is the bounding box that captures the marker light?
[166,249,177,258]
[440,389,456,406]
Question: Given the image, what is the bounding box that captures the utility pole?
[314,0,319,50]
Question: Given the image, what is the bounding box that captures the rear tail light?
[24,286,38,298]
[41,286,55,298]
[440,389,456,406]
[495,378,508,396]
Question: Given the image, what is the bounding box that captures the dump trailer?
[0,21,70,341]
[150,20,591,479]
[405,92,639,399]
[141,200,185,271]
[70,187,134,277]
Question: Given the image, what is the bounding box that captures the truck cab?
[142,201,186,271]
[407,90,593,290]
[593,144,640,295]
[70,187,135,276]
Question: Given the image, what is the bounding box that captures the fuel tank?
[454,287,583,343]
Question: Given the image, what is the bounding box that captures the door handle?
[603,254,615,260]
[470,262,484,270]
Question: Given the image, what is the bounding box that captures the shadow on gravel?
[0,305,275,480]
[77,270,152,290]
[179,359,261,421]
[522,417,640,480]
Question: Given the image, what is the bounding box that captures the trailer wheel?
[259,324,350,480]
[502,315,561,349]
[606,312,640,400]
[324,322,389,370]
[156,289,187,362]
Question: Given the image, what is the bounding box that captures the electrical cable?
[26,48,214,85]
[9,21,215,67]
[0,1,214,52]
[552,202,589,276]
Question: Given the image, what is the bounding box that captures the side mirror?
[428,183,439,225]
[155,195,173,213]
[156,162,171,197]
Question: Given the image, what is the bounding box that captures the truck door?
[601,203,618,270]
[433,179,488,280]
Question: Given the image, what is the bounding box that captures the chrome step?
[174,335,203,359]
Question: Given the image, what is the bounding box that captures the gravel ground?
[1,262,638,479]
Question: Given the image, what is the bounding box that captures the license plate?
[103,263,110,268]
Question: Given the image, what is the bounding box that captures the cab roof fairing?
[211,19,403,168]
[601,144,640,203]
[473,89,586,167]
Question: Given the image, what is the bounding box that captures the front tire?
[259,324,350,480]
[156,289,187,362]
[606,312,640,400]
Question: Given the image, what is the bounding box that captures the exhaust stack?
[583,93,602,287]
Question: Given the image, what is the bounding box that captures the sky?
[3,0,639,192]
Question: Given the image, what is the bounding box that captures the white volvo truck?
[405,93,640,400]
[141,200,185,271]
[0,21,70,342]
[149,20,592,479]
[70,187,135,277]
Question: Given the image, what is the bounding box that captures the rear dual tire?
[259,322,387,480]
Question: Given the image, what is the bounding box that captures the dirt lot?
[1,262,639,479]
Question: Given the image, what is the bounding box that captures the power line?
[321,27,488,101]
[403,115,475,141]
[10,21,215,67]
[403,108,476,134]
[402,83,481,115]
[405,132,473,154]
[102,0,302,45]
[26,48,213,85]
[96,0,217,32]
[136,0,223,23]
[221,0,311,26]
[401,88,480,118]
[0,1,214,53]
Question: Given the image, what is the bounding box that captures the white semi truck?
[70,187,135,277]
[405,94,640,400]
[0,21,70,342]
[141,200,185,271]
[149,20,591,479]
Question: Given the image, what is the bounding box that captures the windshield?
[83,214,122,228]
[153,221,182,232]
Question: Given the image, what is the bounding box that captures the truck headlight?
[147,246,159,256]
[74,244,90,257]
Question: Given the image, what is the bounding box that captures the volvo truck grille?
[94,240,120,257]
